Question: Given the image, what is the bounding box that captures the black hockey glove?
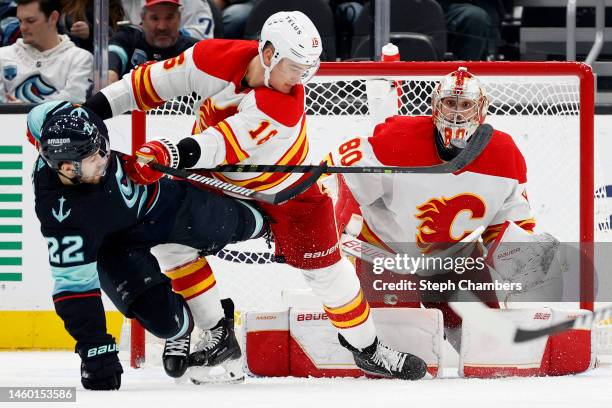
[76,340,123,390]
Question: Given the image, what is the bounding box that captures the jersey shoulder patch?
[369,115,441,166]
[253,85,305,127]
[460,129,527,183]
[192,39,258,85]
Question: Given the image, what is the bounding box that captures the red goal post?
[128,61,596,368]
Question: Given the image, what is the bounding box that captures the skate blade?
[189,358,245,385]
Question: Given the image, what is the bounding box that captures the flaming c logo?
[415,194,486,253]
[193,98,238,134]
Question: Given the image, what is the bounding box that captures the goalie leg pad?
[459,307,592,377]
[244,307,443,378]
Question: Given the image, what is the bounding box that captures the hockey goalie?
[319,67,593,377]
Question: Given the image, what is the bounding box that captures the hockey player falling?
[84,11,427,382]
[328,67,563,351]
[28,103,269,390]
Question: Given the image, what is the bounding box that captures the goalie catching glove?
[486,220,565,305]
[76,338,123,390]
[124,138,180,185]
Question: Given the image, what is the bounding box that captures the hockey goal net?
[125,61,610,368]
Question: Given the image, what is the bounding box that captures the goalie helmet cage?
[128,61,598,368]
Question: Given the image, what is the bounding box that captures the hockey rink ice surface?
[1,352,611,408]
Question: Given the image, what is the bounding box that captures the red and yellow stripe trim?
[324,289,371,329]
[165,257,216,300]
[482,218,536,244]
[131,62,165,111]
[214,117,309,191]
[516,218,536,232]
[216,120,250,163]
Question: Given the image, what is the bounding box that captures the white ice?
[1,351,612,408]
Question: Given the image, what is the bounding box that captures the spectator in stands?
[211,0,253,39]
[108,0,197,83]
[0,0,20,46]
[436,0,504,60]
[123,0,216,39]
[0,0,92,103]
[59,0,126,53]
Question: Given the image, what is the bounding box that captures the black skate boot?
[162,305,194,378]
[188,298,244,384]
[162,332,192,378]
[338,334,427,380]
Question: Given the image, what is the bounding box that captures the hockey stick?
[215,227,485,276]
[150,162,325,205]
[513,306,611,343]
[340,226,486,276]
[204,124,494,175]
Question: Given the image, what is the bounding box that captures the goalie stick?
[204,124,494,174]
[513,306,610,342]
[215,227,486,275]
[150,162,325,205]
[339,227,486,275]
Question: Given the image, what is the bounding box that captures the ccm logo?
[533,312,551,320]
[256,315,277,320]
[296,313,328,321]
[303,243,338,259]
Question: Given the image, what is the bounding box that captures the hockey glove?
[124,138,179,185]
[76,339,123,390]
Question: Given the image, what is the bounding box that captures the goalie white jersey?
[327,115,535,253]
[102,39,311,193]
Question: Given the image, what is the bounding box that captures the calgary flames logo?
[193,98,239,134]
[415,194,486,253]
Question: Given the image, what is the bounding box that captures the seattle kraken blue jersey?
[33,153,182,295]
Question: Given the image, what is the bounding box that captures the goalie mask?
[258,11,322,88]
[40,112,110,182]
[432,67,489,153]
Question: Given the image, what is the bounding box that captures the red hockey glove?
[124,138,179,185]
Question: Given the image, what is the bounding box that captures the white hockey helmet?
[258,11,322,88]
[432,67,489,148]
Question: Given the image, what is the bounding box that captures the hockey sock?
[151,244,224,330]
[165,256,224,330]
[302,257,376,349]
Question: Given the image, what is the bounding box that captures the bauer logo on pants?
[303,243,338,259]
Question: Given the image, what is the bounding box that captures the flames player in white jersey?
[327,67,539,349]
[83,12,427,382]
